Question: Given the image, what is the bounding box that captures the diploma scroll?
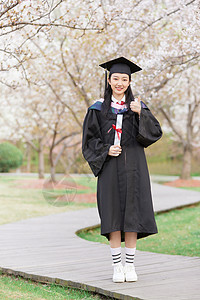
[114,114,123,146]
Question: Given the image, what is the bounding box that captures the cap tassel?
[105,70,108,89]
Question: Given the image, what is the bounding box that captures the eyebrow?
[113,75,129,79]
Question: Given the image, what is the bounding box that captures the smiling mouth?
[116,87,123,90]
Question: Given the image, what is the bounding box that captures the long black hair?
[101,73,135,116]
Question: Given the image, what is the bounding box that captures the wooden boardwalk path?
[0,183,200,300]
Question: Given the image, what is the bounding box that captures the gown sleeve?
[82,108,112,177]
[136,102,163,148]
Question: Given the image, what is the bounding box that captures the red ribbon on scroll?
[107,124,122,141]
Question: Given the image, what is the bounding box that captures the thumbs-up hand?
[135,95,141,103]
[130,96,141,116]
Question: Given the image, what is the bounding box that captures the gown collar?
[111,94,127,113]
[111,94,126,105]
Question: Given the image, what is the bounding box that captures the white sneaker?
[112,262,125,283]
[124,263,138,282]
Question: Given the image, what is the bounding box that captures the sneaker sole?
[125,277,138,282]
[113,279,125,283]
[113,275,125,283]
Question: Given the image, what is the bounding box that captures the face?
[108,73,130,98]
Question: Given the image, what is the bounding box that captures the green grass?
[0,272,109,299]
[71,175,97,193]
[181,187,200,192]
[147,161,182,176]
[78,202,200,257]
[0,175,97,225]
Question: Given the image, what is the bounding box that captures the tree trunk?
[26,142,31,172]
[180,146,192,179]
[60,156,69,175]
[38,142,44,179]
[50,166,56,182]
[49,145,56,182]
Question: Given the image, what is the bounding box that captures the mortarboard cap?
[99,56,142,88]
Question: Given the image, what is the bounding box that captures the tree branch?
[54,131,81,148]
[118,0,196,49]
[60,39,91,107]
[0,21,104,31]
[159,107,184,145]
[44,79,83,128]
[0,1,20,18]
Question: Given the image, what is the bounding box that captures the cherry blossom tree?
[0,0,121,84]
[148,67,200,179]
[0,0,199,179]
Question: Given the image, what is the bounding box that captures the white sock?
[125,247,136,265]
[110,246,121,265]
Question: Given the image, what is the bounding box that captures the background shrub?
[0,142,23,172]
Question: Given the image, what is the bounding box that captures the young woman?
[82,57,162,283]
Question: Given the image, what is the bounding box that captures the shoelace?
[113,263,123,272]
[125,264,135,272]
[116,265,123,273]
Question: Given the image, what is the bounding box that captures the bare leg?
[109,231,121,248]
[125,232,137,248]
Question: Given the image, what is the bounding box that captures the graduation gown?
[82,100,162,242]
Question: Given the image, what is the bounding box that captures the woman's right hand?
[108,145,122,156]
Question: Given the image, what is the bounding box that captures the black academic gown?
[82,100,162,242]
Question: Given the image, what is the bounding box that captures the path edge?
[0,266,143,300]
